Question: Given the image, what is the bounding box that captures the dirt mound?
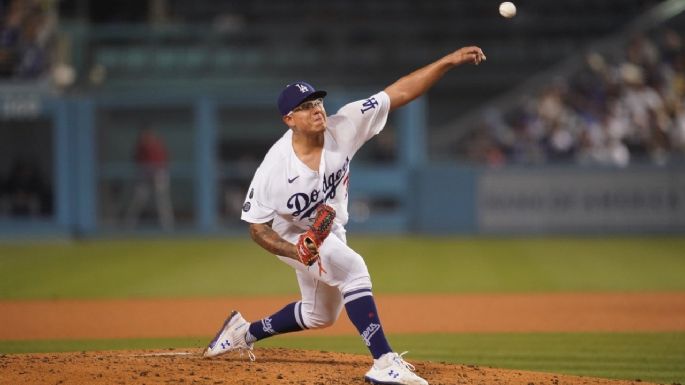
[0,348,657,385]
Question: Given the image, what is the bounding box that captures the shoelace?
[239,347,256,362]
[393,351,416,372]
[240,332,257,362]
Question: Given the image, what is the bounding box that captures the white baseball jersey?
[241,91,390,243]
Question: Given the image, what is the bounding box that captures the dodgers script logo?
[361,323,381,346]
[287,157,350,219]
[262,317,275,335]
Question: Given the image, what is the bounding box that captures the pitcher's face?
[283,98,327,134]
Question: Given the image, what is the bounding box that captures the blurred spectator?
[218,137,265,223]
[0,0,56,80]
[464,28,685,167]
[463,124,506,167]
[670,106,685,155]
[221,178,249,225]
[124,127,175,230]
[0,158,51,218]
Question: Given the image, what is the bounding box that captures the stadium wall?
[1,93,683,237]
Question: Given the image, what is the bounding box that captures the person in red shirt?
[125,128,175,230]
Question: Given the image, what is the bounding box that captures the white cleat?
[364,351,429,385]
[203,310,255,360]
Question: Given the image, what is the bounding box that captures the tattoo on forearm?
[249,222,297,259]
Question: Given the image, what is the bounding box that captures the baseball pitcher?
[204,46,487,385]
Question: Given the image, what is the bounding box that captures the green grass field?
[2,236,684,298]
[1,236,684,383]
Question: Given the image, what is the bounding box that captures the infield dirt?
[0,347,665,385]
[1,292,684,385]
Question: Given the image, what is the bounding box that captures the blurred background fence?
[1,0,684,237]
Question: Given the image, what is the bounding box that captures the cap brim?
[299,90,327,105]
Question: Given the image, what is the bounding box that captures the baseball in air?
[499,1,517,18]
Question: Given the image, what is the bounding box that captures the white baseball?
[499,1,516,18]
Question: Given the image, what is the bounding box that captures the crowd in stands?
[465,28,685,167]
[0,0,56,79]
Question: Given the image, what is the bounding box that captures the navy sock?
[247,302,305,342]
[344,293,393,359]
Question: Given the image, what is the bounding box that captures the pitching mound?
[0,347,657,385]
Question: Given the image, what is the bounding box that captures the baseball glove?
[296,204,336,275]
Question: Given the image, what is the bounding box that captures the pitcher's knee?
[340,275,372,297]
[302,313,336,329]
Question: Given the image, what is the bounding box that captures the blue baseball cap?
[277,81,327,116]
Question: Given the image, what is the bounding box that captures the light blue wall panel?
[415,165,477,234]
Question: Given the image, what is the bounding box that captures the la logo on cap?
[295,83,309,93]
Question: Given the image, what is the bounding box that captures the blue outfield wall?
[1,94,684,237]
[413,165,478,234]
[474,166,685,234]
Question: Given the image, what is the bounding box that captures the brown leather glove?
[295,204,336,274]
